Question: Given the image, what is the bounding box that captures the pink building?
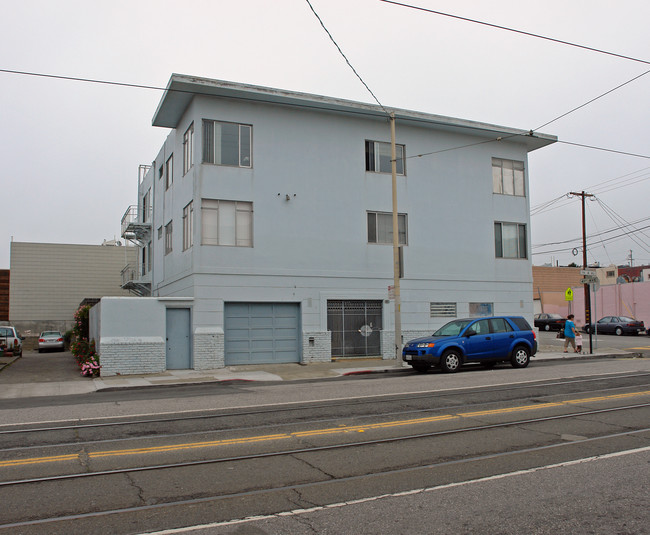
[570,281,650,329]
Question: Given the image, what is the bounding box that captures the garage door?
[224,303,301,365]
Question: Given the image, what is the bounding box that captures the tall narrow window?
[202,120,252,167]
[183,123,194,175]
[365,140,405,175]
[183,201,193,251]
[142,188,152,223]
[492,158,525,196]
[367,211,407,245]
[165,154,174,190]
[201,199,253,247]
[494,222,527,258]
[164,221,173,255]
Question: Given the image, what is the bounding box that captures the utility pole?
[390,113,402,363]
[570,191,594,354]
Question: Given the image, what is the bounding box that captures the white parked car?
[0,325,24,356]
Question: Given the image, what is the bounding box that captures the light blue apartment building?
[99,74,555,376]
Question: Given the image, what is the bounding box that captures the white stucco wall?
[93,297,166,376]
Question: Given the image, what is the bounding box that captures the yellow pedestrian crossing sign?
[565,288,573,301]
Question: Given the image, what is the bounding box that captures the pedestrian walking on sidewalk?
[564,314,578,353]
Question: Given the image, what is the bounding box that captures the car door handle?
[510,335,514,338]
[486,336,491,340]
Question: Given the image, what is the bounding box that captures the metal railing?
[121,206,139,238]
[121,263,138,286]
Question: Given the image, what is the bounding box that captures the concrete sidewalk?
[0,349,644,400]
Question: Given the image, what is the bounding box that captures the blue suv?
[403,316,537,373]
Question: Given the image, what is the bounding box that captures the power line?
[2,67,649,162]
[535,68,650,131]
[379,0,650,66]
[554,140,650,160]
[305,0,389,116]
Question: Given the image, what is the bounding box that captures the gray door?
[166,308,191,369]
[224,303,300,365]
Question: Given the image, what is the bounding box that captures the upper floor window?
[142,188,152,223]
[183,123,194,175]
[365,140,405,175]
[492,158,525,196]
[494,221,527,259]
[165,154,174,190]
[201,199,253,247]
[368,211,407,245]
[183,201,193,251]
[164,221,173,255]
[202,120,252,168]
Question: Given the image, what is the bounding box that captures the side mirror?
[20,336,26,340]
[465,329,476,337]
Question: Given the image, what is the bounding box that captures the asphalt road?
[0,357,648,534]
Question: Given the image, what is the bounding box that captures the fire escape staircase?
[121,204,151,296]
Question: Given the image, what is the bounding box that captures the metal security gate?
[224,303,301,365]
[327,300,383,357]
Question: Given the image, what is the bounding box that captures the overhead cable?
[380,0,650,66]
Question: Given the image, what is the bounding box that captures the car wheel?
[441,350,462,373]
[511,346,530,368]
[411,363,430,373]
[584,326,590,334]
[615,327,623,336]
[544,324,550,331]
[38,349,42,353]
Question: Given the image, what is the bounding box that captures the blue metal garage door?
[224,303,301,365]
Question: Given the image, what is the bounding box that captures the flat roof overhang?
[152,74,556,152]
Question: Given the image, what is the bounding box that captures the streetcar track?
[1,380,649,456]
[1,371,648,437]
[1,425,648,531]
[1,402,648,487]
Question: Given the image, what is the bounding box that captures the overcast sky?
[1,0,648,269]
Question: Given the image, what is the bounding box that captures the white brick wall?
[302,331,331,363]
[193,327,224,370]
[381,330,431,360]
[99,336,165,376]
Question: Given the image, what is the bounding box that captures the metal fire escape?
[120,165,152,296]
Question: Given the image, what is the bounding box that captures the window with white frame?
[183,123,194,175]
[201,199,253,247]
[202,120,252,167]
[494,221,527,258]
[492,158,525,196]
[183,201,193,251]
[368,211,407,245]
[164,221,173,255]
[365,140,405,175]
[165,154,174,190]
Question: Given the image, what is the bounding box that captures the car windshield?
[619,317,635,322]
[42,332,61,336]
[548,314,563,319]
[433,319,473,337]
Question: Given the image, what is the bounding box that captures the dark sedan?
[534,313,566,331]
[583,316,645,336]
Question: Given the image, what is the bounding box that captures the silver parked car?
[38,331,65,353]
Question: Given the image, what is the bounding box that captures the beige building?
[9,242,137,334]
